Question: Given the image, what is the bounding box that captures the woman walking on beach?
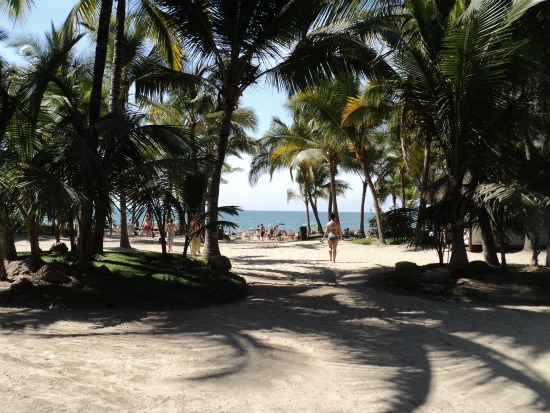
[321,212,343,262]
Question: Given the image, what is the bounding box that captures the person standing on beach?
[142,214,152,237]
[260,224,266,241]
[321,212,343,263]
[165,218,176,252]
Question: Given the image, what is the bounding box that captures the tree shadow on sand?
[1,253,550,412]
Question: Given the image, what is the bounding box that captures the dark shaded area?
[0,251,247,310]
[1,245,549,412]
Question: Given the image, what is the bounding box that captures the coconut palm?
[141,0,361,258]
[290,76,390,241]
[1,26,86,269]
[331,0,549,267]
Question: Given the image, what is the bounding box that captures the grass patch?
[1,251,247,309]
[352,237,376,245]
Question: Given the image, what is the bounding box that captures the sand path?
[1,237,550,412]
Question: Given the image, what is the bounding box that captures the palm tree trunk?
[306,188,323,233]
[1,226,17,261]
[448,188,469,270]
[28,218,42,271]
[400,166,406,208]
[203,98,237,259]
[328,158,340,220]
[109,0,125,114]
[358,179,366,238]
[80,0,112,268]
[88,0,112,127]
[119,193,131,248]
[414,133,432,243]
[0,226,7,281]
[305,198,311,234]
[479,211,499,265]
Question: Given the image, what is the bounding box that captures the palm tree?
[336,0,549,268]
[145,0,359,259]
[2,26,85,269]
[290,77,389,241]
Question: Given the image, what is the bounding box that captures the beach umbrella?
[248,226,256,231]
[269,221,285,227]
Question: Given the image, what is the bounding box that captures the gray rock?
[49,242,69,253]
[207,255,232,273]
[468,260,491,272]
[422,268,451,284]
[395,261,418,271]
[10,277,34,290]
[36,263,72,284]
[5,259,33,277]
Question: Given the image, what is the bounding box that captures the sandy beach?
[1,235,550,412]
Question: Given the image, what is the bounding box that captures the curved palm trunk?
[306,187,323,233]
[355,149,385,243]
[364,171,385,244]
[203,99,237,259]
[479,210,499,265]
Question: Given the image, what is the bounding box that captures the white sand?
[1,235,550,413]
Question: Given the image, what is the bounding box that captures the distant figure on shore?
[321,212,343,263]
[142,214,152,237]
[165,218,176,252]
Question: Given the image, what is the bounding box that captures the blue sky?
[1,0,375,213]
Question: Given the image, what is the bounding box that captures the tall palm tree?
[2,26,85,269]
[291,76,388,241]
[329,0,549,268]
[146,0,359,258]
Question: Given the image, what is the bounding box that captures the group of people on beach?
[110,214,201,256]
[111,211,343,262]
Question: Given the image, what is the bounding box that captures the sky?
[0,0,377,213]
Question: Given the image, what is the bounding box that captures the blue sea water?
[220,210,373,233]
[111,209,373,233]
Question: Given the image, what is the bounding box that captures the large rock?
[36,263,72,284]
[5,259,33,278]
[422,268,451,284]
[207,255,232,273]
[49,242,69,253]
[395,261,418,271]
[10,277,34,290]
[468,260,491,272]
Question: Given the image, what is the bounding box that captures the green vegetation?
[368,266,550,305]
[0,251,247,309]
[1,1,550,288]
[352,237,375,245]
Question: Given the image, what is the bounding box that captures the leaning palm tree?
[142,0,361,258]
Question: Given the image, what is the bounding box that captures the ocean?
[220,210,373,233]
[112,210,373,233]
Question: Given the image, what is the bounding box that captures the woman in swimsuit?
[321,212,343,262]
